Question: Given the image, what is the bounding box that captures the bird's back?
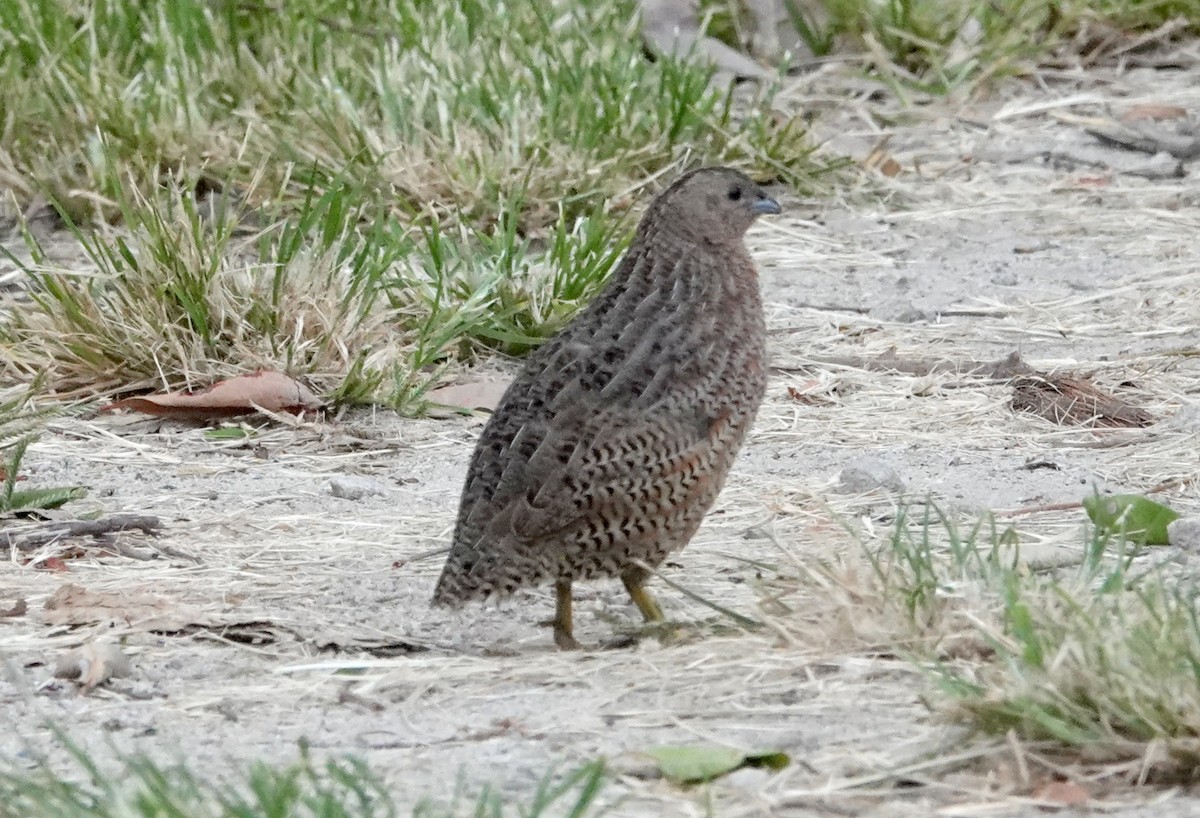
[433,218,766,604]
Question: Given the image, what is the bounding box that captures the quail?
[432,166,780,648]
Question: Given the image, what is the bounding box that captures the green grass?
[0,0,825,408]
[862,503,1200,775]
[1,170,632,409]
[780,0,1200,94]
[0,742,608,818]
[0,0,817,226]
[0,381,84,512]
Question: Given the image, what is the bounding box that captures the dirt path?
[3,58,1200,816]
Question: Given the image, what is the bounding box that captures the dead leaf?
[54,640,132,693]
[786,381,835,406]
[1011,373,1153,428]
[1122,103,1189,122]
[314,630,430,656]
[427,379,512,412]
[35,557,70,572]
[103,371,321,420]
[39,582,200,630]
[1032,778,1089,806]
[1,599,27,617]
[36,583,302,646]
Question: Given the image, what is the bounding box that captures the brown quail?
[432,166,780,648]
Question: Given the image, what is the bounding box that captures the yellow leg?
[621,573,664,623]
[554,580,581,650]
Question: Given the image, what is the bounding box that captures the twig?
[996,478,1192,517]
[1,514,163,551]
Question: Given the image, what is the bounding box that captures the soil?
[3,56,1200,817]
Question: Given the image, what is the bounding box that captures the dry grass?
[0,0,828,405]
[4,4,1200,816]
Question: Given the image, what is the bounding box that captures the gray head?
[643,166,781,243]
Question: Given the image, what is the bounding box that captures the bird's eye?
[727,187,742,201]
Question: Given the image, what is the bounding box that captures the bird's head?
[648,166,781,243]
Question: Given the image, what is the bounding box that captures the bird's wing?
[492,400,732,546]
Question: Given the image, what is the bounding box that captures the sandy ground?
[4,54,1200,816]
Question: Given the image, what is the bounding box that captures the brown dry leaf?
[427,379,512,412]
[1032,778,1089,806]
[1011,373,1153,428]
[38,582,203,630]
[103,371,321,420]
[786,381,834,406]
[35,556,71,572]
[54,639,132,693]
[862,136,903,177]
[1122,103,1189,122]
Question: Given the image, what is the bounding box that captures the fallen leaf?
[1083,494,1178,545]
[787,382,834,406]
[54,640,132,693]
[35,557,70,572]
[1010,373,1152,428]
[313,630,429,656]
[1122,103,1188,122]
[640,746,789,784]
[37,584,301,647]
[39,582,199,629]
[427,380,512,412]
[1032,778,1089,806]
[103,371,321,420]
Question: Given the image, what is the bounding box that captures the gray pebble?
[1168,516,1200,550]
[837,456,906,494]
[327,475,389,501]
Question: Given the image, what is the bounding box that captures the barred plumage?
[432,167,780,648]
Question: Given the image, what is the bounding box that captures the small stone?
[837,456,905,494]
[1168,517,1200,549]
[327,475,389,501]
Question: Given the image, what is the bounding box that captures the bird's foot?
[553,625,582,651]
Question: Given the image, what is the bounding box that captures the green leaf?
[204,427,253,440]
[641,746,789,784]
[1083,494,1179,545]
[1,486,87,512]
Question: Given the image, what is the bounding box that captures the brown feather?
[432,166,778,604]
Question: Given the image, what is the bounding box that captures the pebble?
[1168,516,1200,550]
[836,456,906,494]
[327,474,389,500]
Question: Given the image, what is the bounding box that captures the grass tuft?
[0,0,828,405]
[0,738,609,818]
[781,0,1200,94]
[855,503,1200,776]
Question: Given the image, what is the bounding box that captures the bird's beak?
[752,196,781,215]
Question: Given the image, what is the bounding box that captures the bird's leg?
[621,570,664,624]
[554,580,581,650]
